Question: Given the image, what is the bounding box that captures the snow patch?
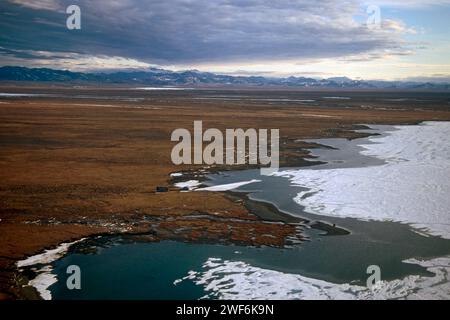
[28,266,58,300]
[196,179,261,191]
[170,172,183,177]
[134,87,193,91]
[174,180,201,190]
[17,239,85,300]
[323,96,351,100]
[17,239,84,268]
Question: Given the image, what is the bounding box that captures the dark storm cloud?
[0,0,408,67]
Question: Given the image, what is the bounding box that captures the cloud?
[382,19,417,34]
[0,48,153,71]
[369,0,450,8]
[9,0,63,11]
[0,0,425,70]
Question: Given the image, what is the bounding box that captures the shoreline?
[11,122,404,300]
[16,239,86,300]
[2,89,450,299]
[11,132,356,300]
[9,120,447,300]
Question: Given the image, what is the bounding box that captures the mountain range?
[1,66,449,90]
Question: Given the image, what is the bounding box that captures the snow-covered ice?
[274,121,450,239]
[178,255,450,300]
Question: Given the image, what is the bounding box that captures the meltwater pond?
[24,121,450,299]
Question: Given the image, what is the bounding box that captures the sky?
[0,0,449,81]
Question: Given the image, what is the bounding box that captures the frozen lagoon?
[275,121,450,239]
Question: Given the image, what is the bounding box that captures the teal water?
[48,217,450,300]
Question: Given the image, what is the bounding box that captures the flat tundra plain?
[1,86,449,299]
